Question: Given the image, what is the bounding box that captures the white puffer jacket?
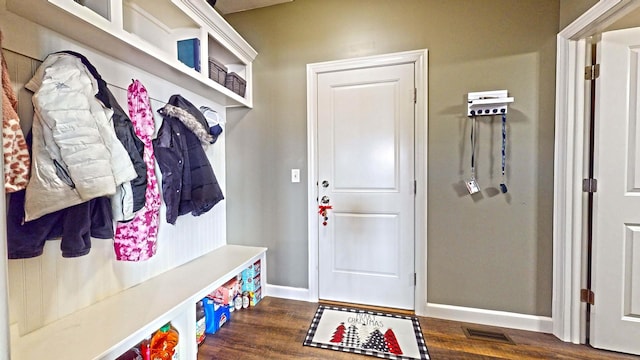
[24,53,137,221]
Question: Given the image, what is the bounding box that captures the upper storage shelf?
[6,0,257,108]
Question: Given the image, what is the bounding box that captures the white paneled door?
[592,27,640,355]
[317,62,416,310]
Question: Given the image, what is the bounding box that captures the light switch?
[291,169,300,183]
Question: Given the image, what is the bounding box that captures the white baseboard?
[262,290,552,333]
[264,284,314,302]
[425,303,553,333]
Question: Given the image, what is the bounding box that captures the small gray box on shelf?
[225,72,246,97]
[208,58,227,85]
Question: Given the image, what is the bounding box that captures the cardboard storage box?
[250,287,262,307]
[211,277,239,305]
[242,273,261,293]
[242,259,261,280]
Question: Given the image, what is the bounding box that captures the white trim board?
[426,303,553,334]
[306,49,429,316]
[553,0,640,344]
[264,288,553,333]
[264,284,312,303]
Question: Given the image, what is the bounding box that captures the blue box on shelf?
[177,38,201,72]
[241,259,261,280]
[203,297,230,335]
[241,273,261,293]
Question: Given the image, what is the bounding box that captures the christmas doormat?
[303,305,430,360]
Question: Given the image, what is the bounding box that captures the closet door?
[591,26,640,356]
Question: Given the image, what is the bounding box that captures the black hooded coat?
[153,94,224,224]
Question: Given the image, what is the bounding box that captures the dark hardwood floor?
[197,297,640,359]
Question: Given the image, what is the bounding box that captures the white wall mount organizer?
[465,90,514,195]
[467,90,514,117]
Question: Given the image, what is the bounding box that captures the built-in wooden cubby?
[9,245,266,359]
[7,0,257,107]
[2,1,262,359]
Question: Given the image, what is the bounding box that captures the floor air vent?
[462,326,515,345]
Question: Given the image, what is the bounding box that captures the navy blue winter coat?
[153,95,224,224]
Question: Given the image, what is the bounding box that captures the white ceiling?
[214,0,293,14]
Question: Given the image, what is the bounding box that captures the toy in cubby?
[241,259,262,306]
[241,273,261,292]
[202,296,230,335]
[115,322,182,359]
[150,323,179,360]
[211,277,240,306]
[250,286,262,307]
[196,300,206,346]
[242,259,261,280]
[115,343,145,360]
[241,259,261,292]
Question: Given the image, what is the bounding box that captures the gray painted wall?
[559,0,598,29]
[224,0,564,316]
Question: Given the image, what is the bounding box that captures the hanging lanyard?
[500,113,508,193]
[471,116,477,179]
[465,116,480,194]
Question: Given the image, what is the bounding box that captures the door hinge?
[414,180,417,195]
[583,178,597,193]
[581,289,595,305]
[584,64,600,80]
[413,88,417,104]
[414,273,417,286]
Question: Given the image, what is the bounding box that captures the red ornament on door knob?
[318,205,332,226]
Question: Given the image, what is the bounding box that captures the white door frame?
[306,49,428,315]
[0,55,9,358]
[553,0,640,343]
